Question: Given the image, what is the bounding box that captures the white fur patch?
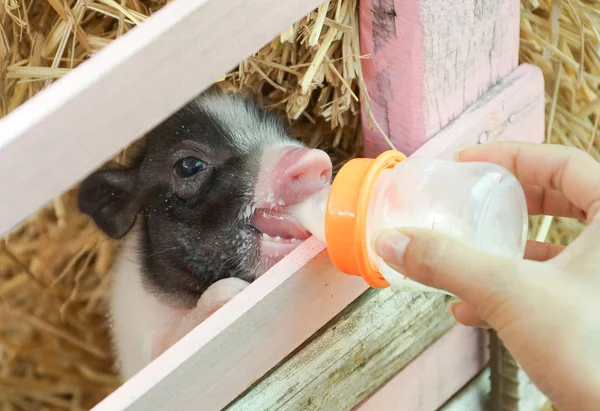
[109,226,186,380]
[194,93,303,153]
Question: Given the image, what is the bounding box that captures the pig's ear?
[78,167,141,239]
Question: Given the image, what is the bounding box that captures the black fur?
[78,89,297,307]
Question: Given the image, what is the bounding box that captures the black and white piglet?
[78,88,333,379]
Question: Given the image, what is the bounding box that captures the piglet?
[78,88,333,379]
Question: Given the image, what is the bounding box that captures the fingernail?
[445,299,461,315]
[453,149,463,162]
[374,229,410,266]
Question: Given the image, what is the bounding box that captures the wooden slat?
[411,64,546,160]
[87,63,547,411]
[359,0,520,157]
[227,291,457,411]
[0,0,324,237]
[354,325,489,411]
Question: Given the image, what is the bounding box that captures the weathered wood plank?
[226,291,456,411]
[0,0,324,237]
[359,0,520,157]
[354,325,489,411]
[223,64,545,411]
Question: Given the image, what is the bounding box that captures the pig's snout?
[256,146,333,207]
[277,147,332,203]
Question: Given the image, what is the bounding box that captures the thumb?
[374,228,526,307]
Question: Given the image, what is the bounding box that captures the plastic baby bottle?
[283,150,529,293]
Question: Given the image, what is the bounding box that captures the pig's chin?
[250,208,311,272]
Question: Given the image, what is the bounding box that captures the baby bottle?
[283,150,529,293]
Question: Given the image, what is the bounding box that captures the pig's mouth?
[250,208,310,266]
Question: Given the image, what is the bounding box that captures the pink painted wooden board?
[359,0,521,157]
[89,63,545,411]
[0,0,324,238]
[411,63,547,159]
[353,325,489,411]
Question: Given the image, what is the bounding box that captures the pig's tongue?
[251,209,310,240]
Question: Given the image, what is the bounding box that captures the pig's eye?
[174,157,205,178]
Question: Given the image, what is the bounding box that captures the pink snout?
[255,146,333,207]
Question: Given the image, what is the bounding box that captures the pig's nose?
[276,147,332,205]
[287,149,332,184]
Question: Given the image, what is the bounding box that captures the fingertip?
[455,141,518,163]
[374,229,411,267]
[450,301,491,329]
[453,149,463,162]
[453,144,485,162]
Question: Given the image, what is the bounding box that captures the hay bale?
[521,0,600,246]
[0,0,596,409]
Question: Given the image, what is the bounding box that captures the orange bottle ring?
[324,150,407,288]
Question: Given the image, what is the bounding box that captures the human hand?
[374,142,600,411]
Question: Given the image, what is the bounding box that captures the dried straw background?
[0,0,597,409]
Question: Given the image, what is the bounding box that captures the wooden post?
[359,0,520,157]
